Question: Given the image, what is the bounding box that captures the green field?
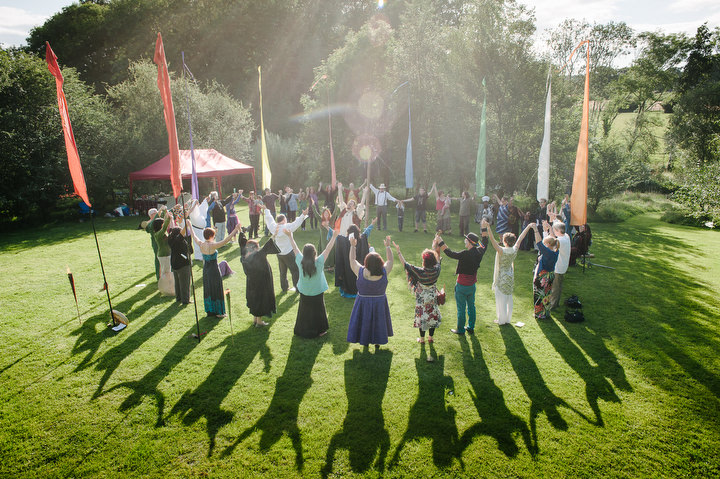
[1,209,719,478]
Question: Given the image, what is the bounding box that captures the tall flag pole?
[153,33,182,200]
[567,40,590,226]
[475,78,487,196]
[327,79,337,188]
[182,52,199,200]
[258,66,272,190]
[47,42,125,330]
[537,70,552,201]
[180,53,203,341]
[405,91,413,189]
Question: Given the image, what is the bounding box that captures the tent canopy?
[129,149,255,198]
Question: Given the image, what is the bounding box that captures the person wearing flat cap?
[436,228,489,335]
[369,183,397,231]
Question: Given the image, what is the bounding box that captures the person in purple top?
[346,234,395,350]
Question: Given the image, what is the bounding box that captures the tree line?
[1,0,718,224]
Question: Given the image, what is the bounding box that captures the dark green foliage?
[0,48,115,221]
[670,24,720,166]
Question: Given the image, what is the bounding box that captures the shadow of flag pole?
[225,289,235,346]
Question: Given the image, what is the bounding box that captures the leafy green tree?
[670,24,720,166]
[105,60,255,191]
[0,47,115,221]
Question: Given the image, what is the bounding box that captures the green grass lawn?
[1,208,719,478]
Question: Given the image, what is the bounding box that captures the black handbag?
[565,310,585,323]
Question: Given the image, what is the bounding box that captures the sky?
[2,0,720,59]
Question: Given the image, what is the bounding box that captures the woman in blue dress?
[190,224,240,317]
[346,234,395,350]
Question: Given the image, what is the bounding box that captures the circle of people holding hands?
[141,180,592,350]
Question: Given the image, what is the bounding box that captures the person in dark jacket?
[437,229,489,335]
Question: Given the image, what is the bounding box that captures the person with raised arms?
[285,226,340,338]
[483,218,533,325]
[436,228,489,335]
[188,222,241,318]
[394,238,443,344]
[263,204,308,293]
[238,229,281,327]
[346,234,394,350]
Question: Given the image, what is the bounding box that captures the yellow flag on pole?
[258,66,271,190]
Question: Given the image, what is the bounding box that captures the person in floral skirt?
[394,238,443,344]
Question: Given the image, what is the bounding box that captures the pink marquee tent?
[129,149,255,198]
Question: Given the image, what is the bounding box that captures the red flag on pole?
[153,33,182,199]
[45,42,91,207]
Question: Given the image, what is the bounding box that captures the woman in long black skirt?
[168,225,192,304]
[238,232,281,327]
[284,227,340,338]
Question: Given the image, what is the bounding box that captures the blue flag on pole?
[405,105,413,189]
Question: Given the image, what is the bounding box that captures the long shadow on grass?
[222,334,325,470]
[91,302,184,398]
[500,325,590,454]
[70,281,161,371]
[457,335,532,458]
[323,290,354,356]
[104,317,221,426]
[389,344,459,470]
[168,324,271,457]
[593,220,720,401]
[537,319,620,426]
[321,348,393,477]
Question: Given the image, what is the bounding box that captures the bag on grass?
[566,295,582,308]
[565,310,585,323]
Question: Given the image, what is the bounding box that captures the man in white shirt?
[549,221,571,309]
[369,183,397,231]
[264,205,308,292]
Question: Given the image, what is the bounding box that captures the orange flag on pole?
[568,40,590,226]
[46,42,91,207]
[153,33,182,199]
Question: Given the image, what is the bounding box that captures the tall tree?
[670,24,720,166]
[0,47,115,220]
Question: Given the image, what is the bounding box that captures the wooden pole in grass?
[225,289,234,345]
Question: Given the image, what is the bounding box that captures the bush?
[595,192,676,222]
[660,206,708,227]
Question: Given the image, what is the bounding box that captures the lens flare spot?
[358,91,384,120]
[352,134,382,163]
